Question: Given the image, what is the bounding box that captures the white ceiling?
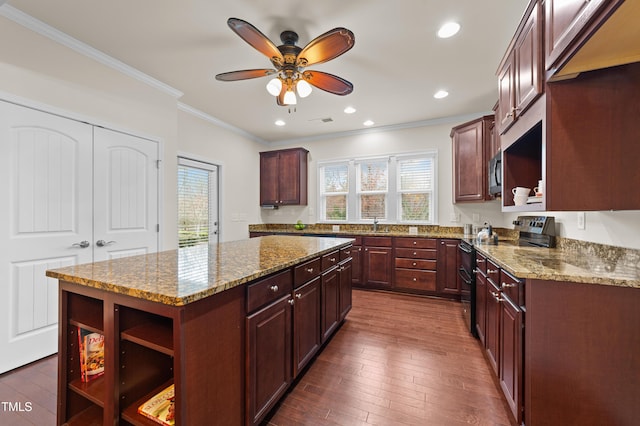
[4,0,528,144]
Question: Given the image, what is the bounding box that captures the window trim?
[317,151,437,224]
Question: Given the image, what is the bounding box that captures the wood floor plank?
[267,290,515,426]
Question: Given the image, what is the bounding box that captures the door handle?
[96,240,116,247]
[72,240,90,248]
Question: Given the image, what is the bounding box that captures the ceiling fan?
[215,18,355,106]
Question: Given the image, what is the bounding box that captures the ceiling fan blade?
[296,28,355,67]
[215,69,276,81]
[227,18,284,64]
[304,71,353,96]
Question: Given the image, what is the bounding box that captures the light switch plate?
[577,212,586,230]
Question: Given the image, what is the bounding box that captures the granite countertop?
[474,241,640,289]
[46,235,353,306]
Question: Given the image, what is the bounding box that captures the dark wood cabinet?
[436,239,460,296]
[451,116,494,202]
[320,267,340,343]
[499,292,523,424]
[393,237,437,293]
[362,237,393,289]
[247,295,292,425]
[544,0,610,71]
[484,259,502,375]
[497,1,543,135]
[58,281,245,426]
[474,256,487,345]
[292,277,321,377]
[338,257,353,321]
[259,148,308,206]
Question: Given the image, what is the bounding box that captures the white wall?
[262,121,508,229]
[264,121,640,250]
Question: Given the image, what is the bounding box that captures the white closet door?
[0,101,93,373]
[93,127,159,261]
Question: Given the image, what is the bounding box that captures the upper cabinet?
[545,0,629,78]
[496,1,543,135]
[260,148,308,207]
[499,0,640,212]
[451,115,494,203]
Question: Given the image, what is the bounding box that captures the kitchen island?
[46,235,353,426]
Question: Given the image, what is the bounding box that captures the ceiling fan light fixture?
[283,89,297,105]
[266,78,282,96]
[437,22,460,38]
[296,80,313,98]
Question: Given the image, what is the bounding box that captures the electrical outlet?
[577,212,586,230]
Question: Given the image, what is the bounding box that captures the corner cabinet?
[260,148,308,207]
[451,115,494,202]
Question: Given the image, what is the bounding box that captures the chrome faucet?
[373,216,379,232]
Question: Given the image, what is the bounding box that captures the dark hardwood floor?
[0,289,514,425]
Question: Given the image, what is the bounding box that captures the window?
[319,163,349,221]
[357,159,388,220]
[318,152,436,224]
[177,157,219,247]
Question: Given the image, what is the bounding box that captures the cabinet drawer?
[476,252,487,275]
[294,257,321,287]
[500,269,525,307]
[363,236,392,247]
[394,269,436,292]
[321,250,340,271]
[247,269,293,313]
[486,259,501,284]
[394,237,436,249]
[395,248,437,260]
[340,245,353,261]
[395,258,436,270]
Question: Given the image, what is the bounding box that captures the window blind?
[178,159,213,247]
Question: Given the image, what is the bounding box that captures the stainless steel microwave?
[488,151,502,196]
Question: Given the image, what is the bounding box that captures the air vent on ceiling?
[309,117,334,123]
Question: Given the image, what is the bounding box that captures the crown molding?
[0,4,183,99]
[177,103,268,146]
[269,111,491,147]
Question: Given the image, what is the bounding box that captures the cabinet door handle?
[288,299,295,305]
[491,291,503,302]
[501,282,518,288]
[295,293,302,299]
[270,285,279,292]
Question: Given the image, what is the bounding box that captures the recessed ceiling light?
[363,120,374,126]
[437,22,460,38]
[275,120,285,126]
[434,90,449,99]
[344,106,356,114]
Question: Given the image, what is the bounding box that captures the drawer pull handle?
[270,285,279,292]
[491,291,503,302]
[501,282,518,288]
[413,241,417,245]
[306,267,314,273]
[412,262,417,266]
[413,251,417,256]
[330,257,336,262]
[477,259,486,264]
[345,251,351,255]
[413,277,417,282]
[487,268,498,274]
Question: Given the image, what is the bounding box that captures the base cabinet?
[292,278,321,377]
[246,295,292,425]
[436,239,461,295]
[362,237,393,289]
